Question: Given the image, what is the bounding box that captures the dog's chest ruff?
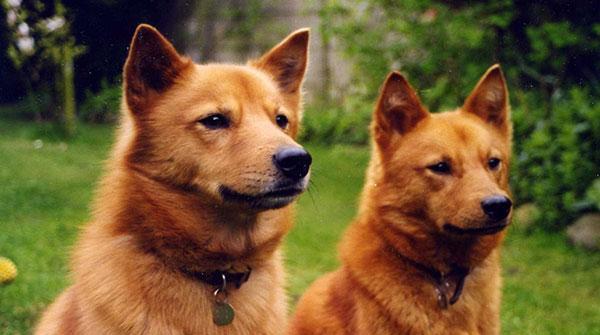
[386,246,470,309]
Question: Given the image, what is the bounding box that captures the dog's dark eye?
[198,114,229,129]
[276,114,289,129]
[488,157,501,170]
[428,161,451,174]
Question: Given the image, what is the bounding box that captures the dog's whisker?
[306,187,320,214]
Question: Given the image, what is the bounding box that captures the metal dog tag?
[213,301,235,326]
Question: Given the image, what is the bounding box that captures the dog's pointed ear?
[373,72,428,145]
[123,24,191,113]
[251,28,309,95]
[462,64,510,135]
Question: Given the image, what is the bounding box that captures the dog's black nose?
[273,147,312,180]
[481,195,512,222]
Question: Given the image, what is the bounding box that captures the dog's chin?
[219,185,305,210]
[443,221,508,236]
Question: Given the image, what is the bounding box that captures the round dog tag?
[213,301,235,326]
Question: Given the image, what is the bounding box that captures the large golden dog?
[35,24,310,334]
[291,65,512,335]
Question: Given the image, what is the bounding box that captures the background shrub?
[0,91,51,121]
[584,178,600,211]
[301,99,371,146]
[512,88,600,229]
[79,80,121,123]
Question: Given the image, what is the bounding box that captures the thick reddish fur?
[290,66,512,335]
[35,24,309,335]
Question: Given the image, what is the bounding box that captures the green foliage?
[301,103,371,145]
[317,0,598,106]
[2,1,85,72]
[0,91,51,120]
[584,179,600,211]
[511,88,599,230]
[2,0,84,135]
[302,0,527,147]
[79,80,121,123]
[527,21,580,64]
[319,0,515,110]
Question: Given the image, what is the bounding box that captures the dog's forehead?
[444,113,492,144]
[411,112,504,155]
[181,64,281,106]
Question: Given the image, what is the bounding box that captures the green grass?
[0,119,598,334]
[0,120,114,334]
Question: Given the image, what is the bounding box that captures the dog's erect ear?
[124,24,190,113]
[462,64,510,135]
[251,28,309,95]
[373,72,428,145]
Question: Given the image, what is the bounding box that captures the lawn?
[0,119,598,334]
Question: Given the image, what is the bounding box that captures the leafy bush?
[584,179,600,211]
[0,90,52,120]
[510,88,598,230]
[301,100,371,146]
[79,80,120,123]
[320,0,598,106]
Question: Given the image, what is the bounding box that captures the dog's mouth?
[443,222,508,236]
[219,184,305,210]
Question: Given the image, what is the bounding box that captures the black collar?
[386,246,470,309]
[182,268,252,289]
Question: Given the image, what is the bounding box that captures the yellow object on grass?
[0,257,17,284]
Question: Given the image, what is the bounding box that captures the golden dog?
[35,24,310,334]
[291,65,512,335]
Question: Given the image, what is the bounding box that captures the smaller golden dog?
[290,65,512,335]
[35,24,310,334]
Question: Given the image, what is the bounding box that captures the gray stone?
[512,203,540,230]
[566,213,600,251]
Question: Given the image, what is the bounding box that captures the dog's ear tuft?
[462,64,510,135]
[373,72,428,145]
[124,24,190,113]
[251,28,309,95]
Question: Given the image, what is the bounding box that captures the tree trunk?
[319,16,332,104]
[59,45,76,137]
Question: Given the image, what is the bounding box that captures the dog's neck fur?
[373,213,502,274]
[93,154,291,275]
